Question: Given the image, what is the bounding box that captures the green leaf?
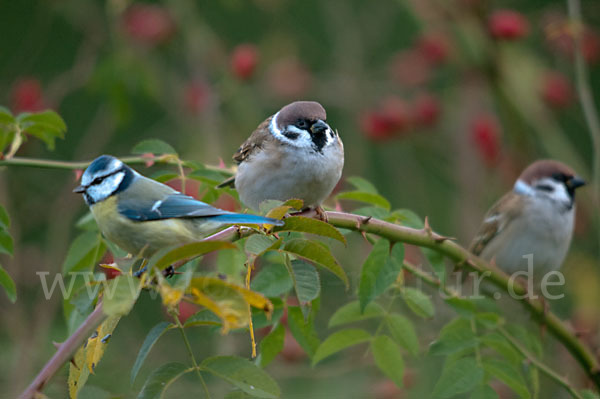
[0,204,10,230]
[0,106,14,125]
[371,335,404,388]
[102,275,142,317]
[479,333,522,365]
[245,235,277,255]
[287,305,320,358]
[289,260,320,304]
[280,239,348,289]
[137,362,191,399]
[328,301,385,328]
[152,241,236,270]
[346,176,378,194]
[275,216,346,245]
[0,230,13,256]
[18,110,67,150]
[386,314,419,356]
[258,323,285,368]
[359,240,403,312]
[422,248,446,284]
[391,209,424,229]
[582,390,600,399]
[429,318,478,356]
[201,356,281,398]
[401,287,434,318]
[18,110,66,131]
[131,322,173,385]
[470,384,499,399]
[336,191,391,210]
[62,231,106,273]
[251,298,284,330]
[432,357,484,398]
[250,263,293,297]
[0,264,16,302]
[184,309,222,328]
[132,139,177,155]
[482,358,530,399]
[312,329,372,366]
[359,239,389,312]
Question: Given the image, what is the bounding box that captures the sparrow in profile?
[469,160,585,281]
[218,101,344,216]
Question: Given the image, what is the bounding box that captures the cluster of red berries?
[360,94,441,141]
[361,32,448,141]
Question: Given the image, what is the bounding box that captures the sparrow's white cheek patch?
[269,112,314,149]
[513,179,535,196]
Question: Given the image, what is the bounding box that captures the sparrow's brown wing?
[232,117,274,164]
[469,192,525,256]
[216,117,274,188]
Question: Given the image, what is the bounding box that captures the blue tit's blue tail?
[208,213,284,226]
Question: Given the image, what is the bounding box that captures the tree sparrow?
[219,101,344,213]
[469,160,585,281]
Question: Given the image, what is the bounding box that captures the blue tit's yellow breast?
[90,197,221,257]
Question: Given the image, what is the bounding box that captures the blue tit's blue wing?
[117,175,283,225]
[118,192,231,221]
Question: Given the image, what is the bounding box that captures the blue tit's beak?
[73,185,86,193]
[310,120,329,135]
[568,176,586,190]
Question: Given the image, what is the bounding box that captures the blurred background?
[1,0,599,397]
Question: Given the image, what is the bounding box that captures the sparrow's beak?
[73,185,86,194]
[310,120,329,135]
[568,176,586,190]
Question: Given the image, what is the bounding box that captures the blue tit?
[73,155,283,257]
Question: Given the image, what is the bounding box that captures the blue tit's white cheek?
[82,158,124,186]
[87,172,125,203]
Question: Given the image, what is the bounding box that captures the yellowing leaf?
[153,241,236,271]
[188,277,272,333]
[68,344,89,399]
[85,316,120,374]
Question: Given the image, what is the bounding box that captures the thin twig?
[401,261,584,399]
[18,302,107,399]
[499,327,583,399]
[567,0,600,252]
[171,309,211,399]
[0,155,234,176]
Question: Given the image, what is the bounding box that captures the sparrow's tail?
[209,213,284,226]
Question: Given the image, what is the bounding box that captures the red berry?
[390,50,431,87]
[212,193,239,212]
[166,178,201,199]
[177,301,199,324]
[381,96,411,132]
[123,4,175,45]
[417,33,449,65]
[541,72,573,109]
[184,81,209,114]
[11,78,45,113]
[582,30,600,65]
[231,44,259,80]
[412,93,441,126]
[470,114,501,165]
[280,329,306,362]
[489,10,529,40]
[360,111,395,141]
[267,58,312,98]
[103,267,122,280]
